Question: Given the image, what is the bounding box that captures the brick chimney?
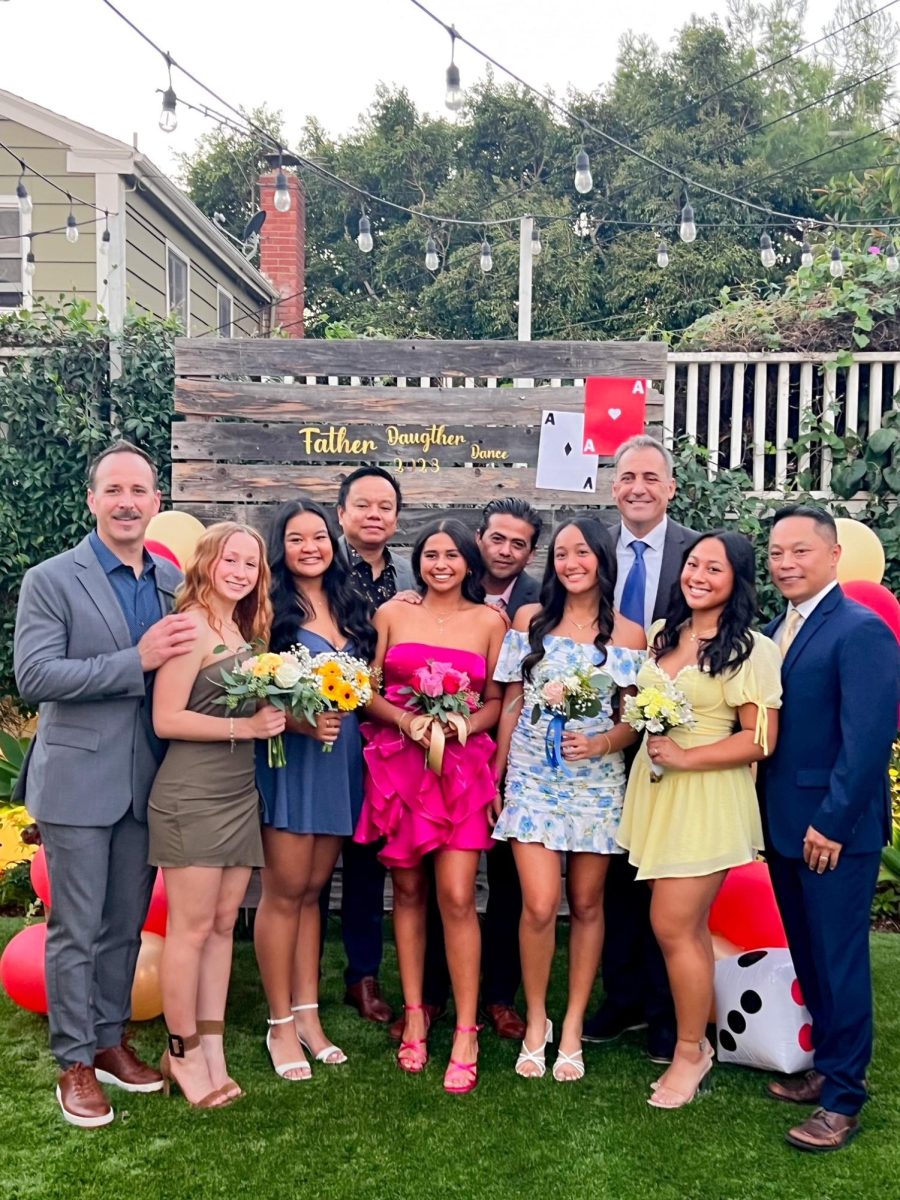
[258,172,305,337]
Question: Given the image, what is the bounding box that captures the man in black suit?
[392,499,542,1042]
[583,435,696,1063]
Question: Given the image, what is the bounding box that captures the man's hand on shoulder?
[138,613,199,672]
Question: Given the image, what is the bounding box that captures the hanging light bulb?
[801,239,814,268]
[760,233,776,269]
[886,241,899,273]
[657,240,669,269]
[829,246,844,278]
[158,54,178,133]
[25,237,35,277]
[16,171,32,217]
[425,237,439,271]
[273,170,291,213]
[357,214,373,253]
[531,224,542,256]
[480,239,493,273]
[574,149,593,195]
[65,203,79,245]
[679,200,696,243]
[100,213,111,257]
[445,31,463,111]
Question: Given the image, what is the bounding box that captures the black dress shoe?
[646,1026,676,1064]
[582,1007,647,1044]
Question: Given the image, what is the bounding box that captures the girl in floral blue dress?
[492,518,645,1083]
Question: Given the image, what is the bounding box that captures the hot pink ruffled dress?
[354,642,496,869]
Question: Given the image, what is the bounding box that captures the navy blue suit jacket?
[759,586,900,858]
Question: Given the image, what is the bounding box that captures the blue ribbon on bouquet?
[545,713,572,775]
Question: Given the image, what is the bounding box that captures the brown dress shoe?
[344,977,393,1024]
[388,1003,443,1042]
[767,1070,825,1105]
[786,1107,860,1152]
[95,1035,164,1093]
[56,1063,114,1128]
[484,1004,527,1041]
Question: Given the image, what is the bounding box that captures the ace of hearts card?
[582,377,647,456]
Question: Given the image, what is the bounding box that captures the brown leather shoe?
[388,1003,443,1042]
[344,977,393,1024]
[56,1063,114,1128]
[95,1034,164,1093]
[785,1107,860,1152]
[767,1070,825,1105]
[484,1003,527,1040]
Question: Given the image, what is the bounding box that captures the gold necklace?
[565,611,597,631]
[687,624,718,642]
[422,603,466,628]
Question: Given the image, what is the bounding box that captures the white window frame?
[216,285,234,338]
[0,197,32,312]
[165,240,191,330]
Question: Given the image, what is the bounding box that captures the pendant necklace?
[565,611,597,631]
[422,603,465,628]
[687,624,718,642]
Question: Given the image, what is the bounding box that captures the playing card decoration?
[714,948,814,1074]
[535,410,598,493]
[583,377,647,455]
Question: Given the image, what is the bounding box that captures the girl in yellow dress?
[617,530,782,1110]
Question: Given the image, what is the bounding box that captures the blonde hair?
[176,521,272,646]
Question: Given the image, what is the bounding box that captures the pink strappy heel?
[443,1024,481,1095]
[397,1004,430,1075]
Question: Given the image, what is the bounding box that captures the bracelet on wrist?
[229,715,236,754]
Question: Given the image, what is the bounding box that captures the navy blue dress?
[256,630,364,836]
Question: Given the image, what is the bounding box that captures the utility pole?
[516,214,534,387]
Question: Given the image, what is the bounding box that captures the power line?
[753,116,900,185]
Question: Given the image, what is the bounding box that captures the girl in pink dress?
[355,519,505,1094]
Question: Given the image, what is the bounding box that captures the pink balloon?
[0,922,48,1014]
[142,870,168,937]
[145,539,181,568]
[708,861,788,951]
[842,580,900,643]
[30,845,50,907]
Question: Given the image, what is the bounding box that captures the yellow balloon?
[146,510,206,569]
[835,516,886,585]
[130,931,164,1021]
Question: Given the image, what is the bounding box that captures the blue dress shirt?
[89,530,162,646]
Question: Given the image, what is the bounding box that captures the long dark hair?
[652,530,756,677]
[410,518,486,604]
[522,518,617,681]
[266,499,376,660]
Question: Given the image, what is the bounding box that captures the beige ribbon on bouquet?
[407,713,470,775]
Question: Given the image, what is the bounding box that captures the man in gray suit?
[14,442,195,1127]
[583,434,696,1063]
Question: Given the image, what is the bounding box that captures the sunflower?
[321,679,341,699]
[315,661,343,682]
[336,686,359,712]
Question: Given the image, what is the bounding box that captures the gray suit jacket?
[611,517,697,622]
[13,535,181,826]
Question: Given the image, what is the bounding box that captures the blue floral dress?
[492,631,644,854]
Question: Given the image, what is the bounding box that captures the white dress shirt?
[615,516,668,630]
[777,579,839,647]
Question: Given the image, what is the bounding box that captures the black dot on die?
[727,1010,747,1034]
[737,950,768,968]
[719,1030,737,1052]
[741,990,763,1014]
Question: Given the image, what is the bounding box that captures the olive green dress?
[148,653,264,868]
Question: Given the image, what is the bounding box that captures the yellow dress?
[617,628,782,880]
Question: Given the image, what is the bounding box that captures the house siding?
[125,190,264,336]
[0,118,97,310]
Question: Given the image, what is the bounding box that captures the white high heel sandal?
[265,1015,311,1081]
[552,1045,585,1083]
[515,1019,554,1079]
[291,1003,348,1065]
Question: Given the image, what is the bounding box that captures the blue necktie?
[620,540,648,627]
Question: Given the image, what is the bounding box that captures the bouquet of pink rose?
[395,659,481,774]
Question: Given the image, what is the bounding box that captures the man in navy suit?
[761,505,899,1152]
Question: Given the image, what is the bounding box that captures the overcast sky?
[0,0,873,179]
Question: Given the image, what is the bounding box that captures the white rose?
[274,662,303,689]
[563,675,581,691]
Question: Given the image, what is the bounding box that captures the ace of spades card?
[583,377,647,456]
[535,410,598,493]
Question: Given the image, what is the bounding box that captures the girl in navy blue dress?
[255,500,376,1079]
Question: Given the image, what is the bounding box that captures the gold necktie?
[780,607,803,658]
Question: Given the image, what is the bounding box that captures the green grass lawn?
[0,918,897,1200]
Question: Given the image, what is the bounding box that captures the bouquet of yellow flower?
[622,680,694,781]
[213,646,314,767]
[306,651,376,752]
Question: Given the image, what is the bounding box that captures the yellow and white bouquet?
[622,680,694,781]
[213,646,314,767]
[306,651,376,752]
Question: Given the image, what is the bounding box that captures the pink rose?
[542,680,566,706]
[416,671,444,698]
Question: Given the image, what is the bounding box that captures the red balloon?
[145,539,181,568]
[708,861,788,951]
[30,845,50,907]
[0,922,48,1014]
[842,580,900,642]
[142,870,168,937]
